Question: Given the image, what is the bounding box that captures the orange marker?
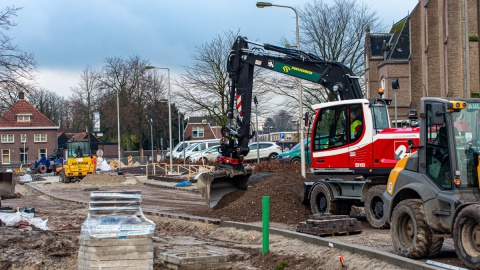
[339,256,345,267]
[206,220,209,230]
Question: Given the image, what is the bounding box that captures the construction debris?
[296,213,362,236]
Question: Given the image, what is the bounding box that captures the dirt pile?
[0,226,77,269]
[199,171,311,224]
[79,174,142,186]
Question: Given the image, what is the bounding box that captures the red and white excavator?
[197,36,419,228]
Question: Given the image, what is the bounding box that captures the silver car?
[189,145,221,163]
[244,142,282,161]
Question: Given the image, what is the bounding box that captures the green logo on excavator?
[273,61,321,82]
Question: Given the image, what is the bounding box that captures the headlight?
[278,155,289,159]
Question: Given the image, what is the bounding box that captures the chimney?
[19,91,25,100]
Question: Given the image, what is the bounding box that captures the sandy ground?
[0,171,461,269]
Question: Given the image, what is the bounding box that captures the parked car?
[244,142,282,161]
[275,141,298,152]
[178,141,220,162]
[167,139,220,159]
[277,139,311,165]
[189,145,221,163]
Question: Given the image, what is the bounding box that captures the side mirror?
[431,103,445,125]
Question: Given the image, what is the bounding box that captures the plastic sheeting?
[80,191,155,239]
[0,211,49,230]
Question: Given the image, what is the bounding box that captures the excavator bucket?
[0,172,14,197]
[197,167,252,208]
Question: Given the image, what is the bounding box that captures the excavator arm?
[198,36,364,207]
[223,37,364,162]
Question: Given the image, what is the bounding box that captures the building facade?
[365,0,479,120]
[0,93,59,165]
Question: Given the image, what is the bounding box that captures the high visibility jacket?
[351,120,362,138]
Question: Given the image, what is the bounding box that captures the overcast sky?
[3,0,418,98]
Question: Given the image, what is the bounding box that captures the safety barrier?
[153,163,215,180]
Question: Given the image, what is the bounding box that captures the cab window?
[313,105,347,150]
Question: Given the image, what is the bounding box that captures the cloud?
[34,68,81,97]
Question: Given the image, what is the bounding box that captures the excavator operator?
[350,111,363,141]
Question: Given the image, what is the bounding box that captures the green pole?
[262,196,270,255]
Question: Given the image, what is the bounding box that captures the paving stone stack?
[296,213,362,236]
[78,190,155,270]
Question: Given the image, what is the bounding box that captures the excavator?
[198,36,419,228]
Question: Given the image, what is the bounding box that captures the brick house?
[183,116,221,140]
[0,92,59,165]
[365,0,479,120]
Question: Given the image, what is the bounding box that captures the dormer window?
[17,114,31,122]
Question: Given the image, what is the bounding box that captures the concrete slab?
[159,251,231,269]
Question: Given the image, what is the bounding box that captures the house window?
[1,134,14,143]
[193,127,204,138]
[20,148,28,164]
[2,149,10,164]
[38,148,47,158]
[34,134,47,142]
[21,134,27,143]
[17,114,31,122]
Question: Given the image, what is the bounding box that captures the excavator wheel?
[453,204,480,269]
[365,185,389,229]
[391,199,431,259]
[309,183,341,215]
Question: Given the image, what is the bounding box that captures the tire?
[428,233,444,258]
[453,204,480,269]
[365,185,389,229]
[37,164,47,174]
[309,183,341,215]
[268,153,278,160]
[391,199,432,259]
[290,158,301,166]
[61,168,71,183]
[201,157,208,163]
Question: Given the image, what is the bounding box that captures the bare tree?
[27,88,65,127]
[272,0,384,114]
[0,6,37,111]
[99,56,169,151]
[70,66,102,134]
[175,30,271,127]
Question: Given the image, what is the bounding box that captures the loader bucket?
[197,167,252,208]
[0,172,15,197]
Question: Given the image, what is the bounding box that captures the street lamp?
[116,88,122,173]
[99,86,122,173]
[254,96,260,163]
[145,65,173,175]
[256,2,306,177]
[149,118,154,164]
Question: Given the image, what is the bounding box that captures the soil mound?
[211,171,311,224]
[79,174,142,186]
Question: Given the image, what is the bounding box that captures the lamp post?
[256,2,305,177]
[116,89,121,173]
[149,118,154,164]
[145,66,173,175]
[254,96,260,164]
[98,85,121,172]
